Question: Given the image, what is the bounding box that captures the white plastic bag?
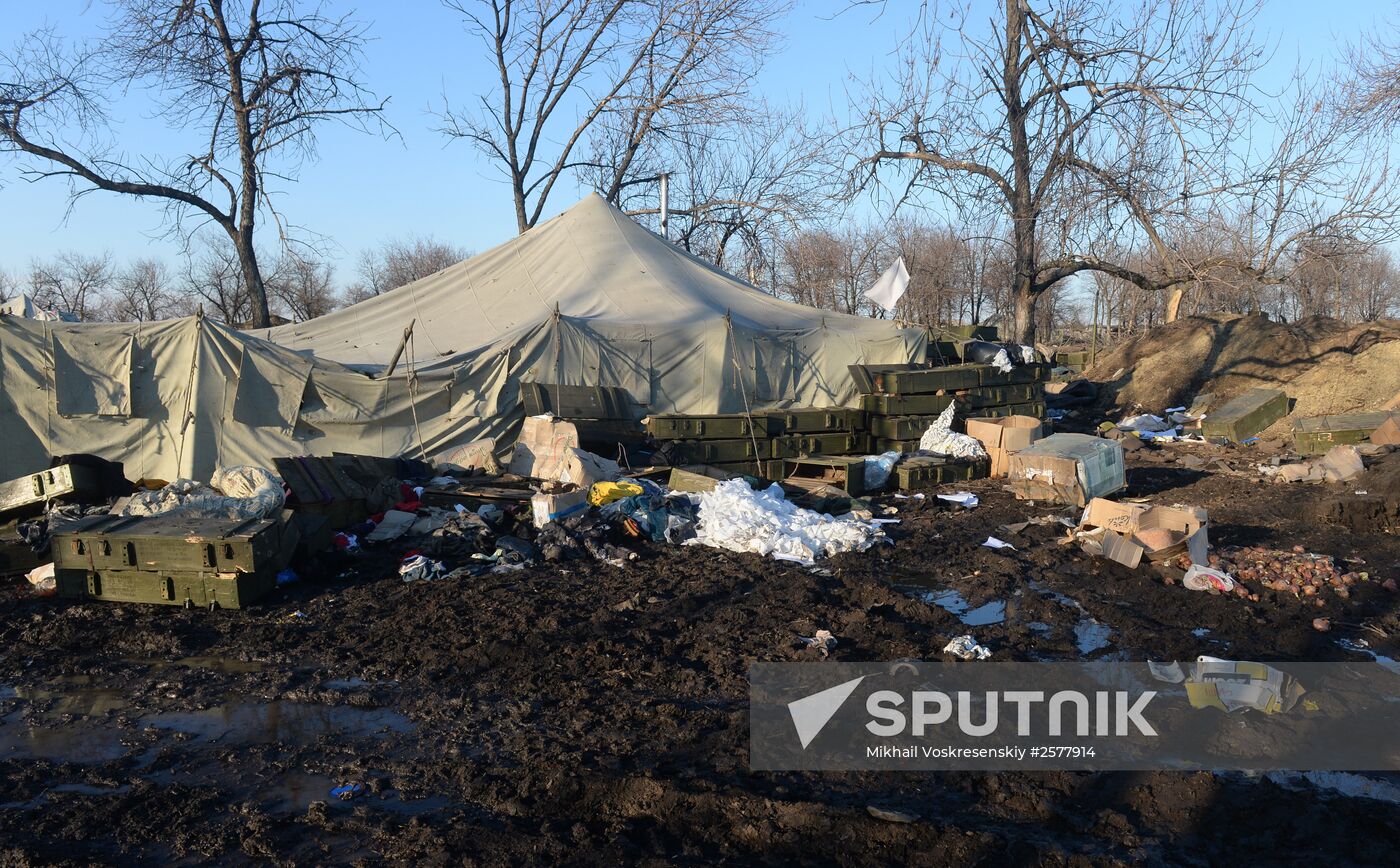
[863,451,901,490]
[688,479,884,565]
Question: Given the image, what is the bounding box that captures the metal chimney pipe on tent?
[659,172,670,240]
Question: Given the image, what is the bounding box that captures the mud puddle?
[141,701,412,746]
[0,680,132,763]
[1026,580,1115,655]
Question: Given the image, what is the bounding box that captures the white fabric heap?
[917,404,989,459]
[1118,413,1174,433]
[688,479,884,565]
[988,348,1012,373]
[1018,345,1036,365]
[119,465,285,520]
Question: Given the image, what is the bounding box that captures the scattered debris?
[799,629,837,657]
[943,635,992,660]
[867,805,919,823]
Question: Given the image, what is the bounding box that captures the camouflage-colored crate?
[661,437,768,464]
[927,340,963,365]
[977,363,1050,387]
[875,365,986,394]
[771,432,865,458]
[763,407,865,434]
[646,413,782,440]
[55,566,277,609]
[1200,388,1289,443]
[1292,412,1400,455]
[862,393,959,416]
[873,437,925,454]
[0,463,108,520]
[894,456,990,489]
[941,324,1000,341]
[53,513,289,575]
[869,415,942,440]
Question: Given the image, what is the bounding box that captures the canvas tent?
[0,194,923,480]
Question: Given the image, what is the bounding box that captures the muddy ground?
[3,444,1400,865]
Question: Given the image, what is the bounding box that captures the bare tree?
[0,268,18,305]
[28,251,114,320]
[106,258,186,322]
[0,1,389,328]
[348,236,470,302]
[606,106,834,283]
[267,250,339,322]
[440,0,787,233]
[852,0,1400,341]
[185,240,255,325]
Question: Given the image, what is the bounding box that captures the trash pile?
[1171,546,1386,603]
[689,479,885,565]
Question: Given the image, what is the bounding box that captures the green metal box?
[55,566,277,609]
[646,413,782,440]
[862,393,959,416]
[763,407,865,433]
[894,455,990,489]
[870,415,941,441]
[0,463,108,520]
[1200,388,1289,442]
[662,437,767,464]
[53,513,289,574]
[1291,411,1400,455]
[876,365,985,394]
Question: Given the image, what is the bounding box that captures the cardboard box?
[1007,434,1125,506]
[1371,415,1400,446]
[509,415,621,486]
[1074,498,1209,568]
[531,488,589,528]
[966,415,1045,477]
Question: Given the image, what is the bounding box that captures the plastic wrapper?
[863,451,902,490]
[117,465,284,520]
[688,479,884,565]
[917,404,989,459]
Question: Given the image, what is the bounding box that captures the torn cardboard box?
[531,486,590,529]
[965,415,1045,478]
[509,415,621,487]
[1007,434,1125,506]
[1073,498,1209,569]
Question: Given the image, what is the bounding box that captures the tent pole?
[382,319,417,379]
[659,172,670,240]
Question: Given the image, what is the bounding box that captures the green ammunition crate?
[780,456,868,496]
[977,363,1049,387]
[570,418,648,445]
[874,437,924,454]
[770,432,865,459]
[646,413,782,440]
[870,414,942,441]
[972,401,1047,420]
[876,365,986,395]
[706,459,784,480]
[520,383,637,420]
[1200,388,1289,443]
[963,386,1009,408]
[1292,412,1400,455]
[942,324,1000,341]
[661,437,767,464]
[764,407,865,433]
[0,463,108,520]
[53,513,289,574]
[275,456,368,530]
[55,566,276,609]
[862,393,959,416]
[1057,350,1091,367]
[894,456,990,489]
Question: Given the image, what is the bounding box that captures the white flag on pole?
[863,257,910,311]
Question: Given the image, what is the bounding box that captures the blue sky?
[0,0,1386,284]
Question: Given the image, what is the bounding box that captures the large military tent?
[1,194,924,480]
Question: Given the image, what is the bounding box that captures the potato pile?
[1173,545,1383,606]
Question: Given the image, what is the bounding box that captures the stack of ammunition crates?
[51,511,298,609]
[646,407,868,478]
[856,363,1049,454]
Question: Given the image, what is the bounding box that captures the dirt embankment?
[1086,313,1400,416]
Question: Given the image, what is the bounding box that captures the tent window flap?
[52,332,134,417]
